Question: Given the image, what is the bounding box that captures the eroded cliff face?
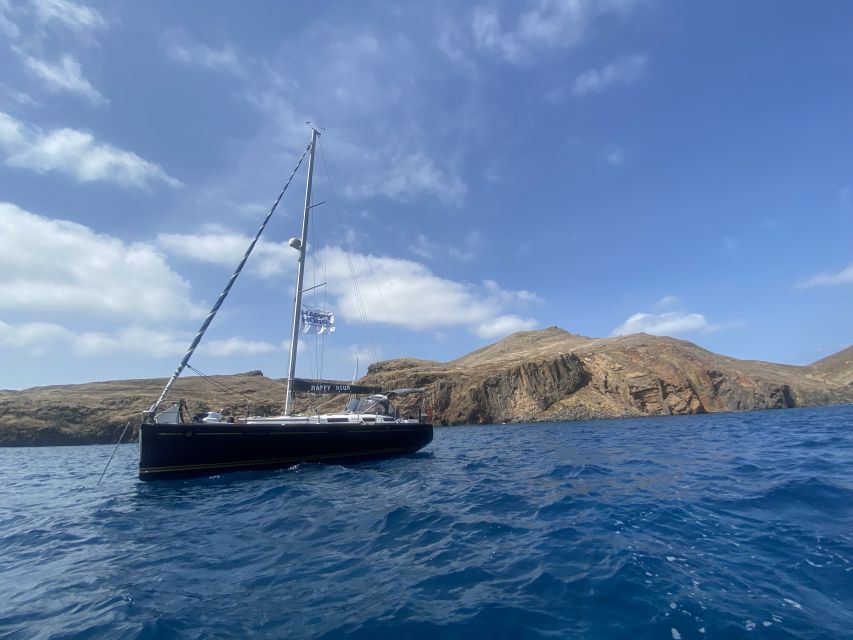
[364,329,853,425]
[364,352,586,424]
[559,350,794,420]
[1,328,851,445]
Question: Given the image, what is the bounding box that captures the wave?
[2,406,853,639]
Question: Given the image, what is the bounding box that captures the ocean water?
[1,406,852,639]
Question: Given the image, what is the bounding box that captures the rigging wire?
[186,364,256,408]
[96,419,133,487]
[317,140,379,365]
[363,253,394,326]
[148,143,311,417]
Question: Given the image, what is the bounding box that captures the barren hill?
[1,327,851,446]
[364,327,853,425]
[809,345,853,386]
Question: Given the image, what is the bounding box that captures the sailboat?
[137,128,433,481]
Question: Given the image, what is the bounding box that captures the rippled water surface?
[1,405,852,639]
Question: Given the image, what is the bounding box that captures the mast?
[284,127,320,415]
[146,141,310,420]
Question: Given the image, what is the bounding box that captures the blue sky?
[1,0,851,390]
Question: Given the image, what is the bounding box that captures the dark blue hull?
[138,421,433,480]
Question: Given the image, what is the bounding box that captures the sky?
[1,0,851,391]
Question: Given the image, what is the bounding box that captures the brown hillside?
[1,327,852,445]
[809,345,853,386]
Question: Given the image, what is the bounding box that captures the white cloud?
[200,337,279,357]
[435,19,478,75]
[30,0,106,33]
[0,320,275,359]
[157,224,295,278]
[796,263,853,289]
[472,7,525,64]
[158,222,542,344]
[482,278,542,306]
[573,53,649,96]
[323,247,538,337]
[0,83,39,107]
[338,146,466,207]
[516,0,591,49]
[239,25,469,207]
[0,111,26,147]
[163,225,542,337]
[155,21,471,211]
[475,315,538,339]
[70,326,187,357]
[18,52,107,106]
[163,30,246,76]
[157,228,538,338]
[612,311,714,337]
[0,320,73,356]
[470,0,641,64]
[0,0,20,38]
[0,202,203,321]
[0,111,181,188]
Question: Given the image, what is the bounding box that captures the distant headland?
[1,327,851,446]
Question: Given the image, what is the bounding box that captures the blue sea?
[1,406,852,639]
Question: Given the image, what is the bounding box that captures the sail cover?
[301,307,335,334]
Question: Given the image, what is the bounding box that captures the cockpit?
[343,394,397,417]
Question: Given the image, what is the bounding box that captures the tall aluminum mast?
[146,140,310,420]
[284,126,320,415]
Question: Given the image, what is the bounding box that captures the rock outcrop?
[363,351,586,425]
[362,328,853,425]
[1,328,851,445]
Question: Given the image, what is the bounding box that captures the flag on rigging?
[301,307,335,334]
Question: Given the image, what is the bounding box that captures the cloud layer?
[573,53,649,96]
[0,202,200,321]
[0,111,181,188]
[470,1,640,64]
[0,204,288,362]
[0,320,277,359]
[155,225,540,339]
[17,51,107,105]
[157,224,293,278]
[612,311,712,337]
[166,27,467,207]
[612,296,721,337]
[30,0,107,33]
[323,247,538,338]
[796,263,853,288]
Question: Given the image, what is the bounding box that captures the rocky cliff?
[362,328,853,424]
[1,327,851,445]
